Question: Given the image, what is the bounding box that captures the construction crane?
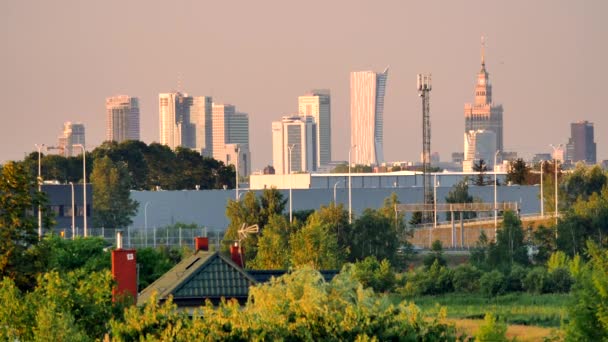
[417,74,433,223]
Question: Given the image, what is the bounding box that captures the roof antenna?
[177,71,183,94]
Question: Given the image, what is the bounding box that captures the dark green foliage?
[505,264,527,292]
[352,256,396,293]
[530,225,556,264]
[409,211,423,225]
[506,158,531,185]
[522,267,549,294]
[452,264,482,293]
[472,159,489,186]
[548,267,572,293]
[423,240,447,268]
[37,235,110,273]
[561,163,607,206]
[495,211,529,267]
[445,179,476,220]
[479,270,506,297]
[402,260,453,296]
[349,208,399,264]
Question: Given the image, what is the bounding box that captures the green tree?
[90,156,138,228]
[0,162,49,290]
[423,240,447,268]
[248,215,291,269]
[350,208,399,263]
[495,210,528,268]
[475,313,508,342]
[352,256,396,293]
[472,159,489,186]
[506,158,531,185]
[561,163,607,206]
[315,202,351,254]
[445,178,476,220]
[290,215,344,269]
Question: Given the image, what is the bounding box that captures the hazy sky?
[1,0,606,170]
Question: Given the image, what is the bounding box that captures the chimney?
[194,236,209,252]
[112,231,137,303]
[230,242,244,268]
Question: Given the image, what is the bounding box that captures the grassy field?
[406,292,570,327]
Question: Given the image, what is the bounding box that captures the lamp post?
[287,144,295,224]
[333,180,343,204]
[494,150,500,235]
[348,145,357,224]
[235,145,240,201]
[73,144,87,237]
[540,161,544,217]
[433,173,438,229]
[35,143,45,239]
[69,182,75,239]
[550,144,563,229]
[144,201,151,246]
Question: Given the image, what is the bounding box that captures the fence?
[52,226,226,250]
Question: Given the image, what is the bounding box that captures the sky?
[1,0,606,170]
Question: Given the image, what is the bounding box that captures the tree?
[506,158,531,185]
[493,211,528,269]
[314,202,351,254]
[423,240,447,268]
[90,156,138,228]
[561,163,607,206]
[289,216,344,269]
[0,162,49,290]
[444,178,475,220]
[248,215,291,270]
[472,159,489,186]
[349,208,399,263]
[475,313,508,342]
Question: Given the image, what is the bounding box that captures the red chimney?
[230,242,244,268]
[112,231,137,303]
[195,236,209,252]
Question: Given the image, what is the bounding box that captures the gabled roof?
[137,251,257,307]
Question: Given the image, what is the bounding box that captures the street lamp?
[69,182,75,239]
[550,144,563,229]
[235,145,240,201]
[433,173,439,229]
[73,144,87,237]
[35,143,45,239]
[494,150,500,235]
[333,180,343,204]
[144,201,151,246]
[348,145,357,224]
[540,161,544,217]
[287,144,296,224]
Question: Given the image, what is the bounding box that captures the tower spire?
[481,35,486,68]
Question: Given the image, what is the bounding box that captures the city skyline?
[1,1,606,170]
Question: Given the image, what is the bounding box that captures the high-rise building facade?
[462,129,497,172]
[106,95,140,143]
[298,90,331,167]
[566,121,596,164]
[272,115,317,174]
[212,103,250,176]
[159,92,193,150]
[190,96,213,156]
[464,45,504,152]
[350,69,388,165]
[58,121,85,157]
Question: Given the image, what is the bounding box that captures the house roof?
[137,251,257,307]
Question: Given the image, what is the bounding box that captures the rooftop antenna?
[177,71,183,94]
[417,73,432,223]
[236,223,259,267]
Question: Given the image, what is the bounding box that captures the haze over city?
[1,0,606,170]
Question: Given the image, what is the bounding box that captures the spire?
[480,36,486,69]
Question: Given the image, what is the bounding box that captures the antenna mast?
[417,74,433,222]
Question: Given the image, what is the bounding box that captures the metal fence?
[52,226,226,250]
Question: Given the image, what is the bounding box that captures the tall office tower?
[58,121,86,157]
[566,120,596,164]
[298,89,331,167]
[464,42,504,152]
[350,69,388,165]
[159,92,193,150]
[106,95,140,143]
[272,115,317,174]
[462,129,497,172]
[190,96,213,156]
[212,103,251,176]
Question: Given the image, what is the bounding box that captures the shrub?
[423,240,447,268]
[523,267,549,294]
[505,264,528,292]
[400,260,453,296]
[548,267,572,293]
[547,251,569,272]
[475,313,508,342]
[353,256,396,293]
[479,270,506,297]
[452,264,482,293]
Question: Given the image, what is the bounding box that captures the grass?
[394,292,570,328]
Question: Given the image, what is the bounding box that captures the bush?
[505,264,528,292]
[523,267,549,294]
[479,270,506,297]
[353,256,396,293]
[475,313,508,342]
[400,260,453,296]
[548,267,572,293]
[423,240,447,268]
[452,264,482,293]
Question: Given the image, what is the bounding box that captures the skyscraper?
[272,115,317,174]
[212,103,250,176]
[58,121,85,157]
[566,121,596,164]
[350,68,388,165]
[298,90,331,167]
[106,95,140,143]
[190,96,213,156]
[464,42,504,152]
[159,92,193,150]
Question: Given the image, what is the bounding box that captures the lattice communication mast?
[417,74,432,222]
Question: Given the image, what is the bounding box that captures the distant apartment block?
[272,115,317,175]
[566,120,596,164]
[57,121,85,157]
[298,90,331,168]
[106,95,140,143]
[351,68,388,165]
[190,96,213,156]
[212,103,250,176]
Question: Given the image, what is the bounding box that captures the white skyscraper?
[190,96,213,156]
[58,121,85,157]
[350,69,388,165]
[462,129,497,172]
[106,95,140,143]
[212,103,251,176]
[298,90,331,168]
[272,115,317,174]
[159,92,193,150]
